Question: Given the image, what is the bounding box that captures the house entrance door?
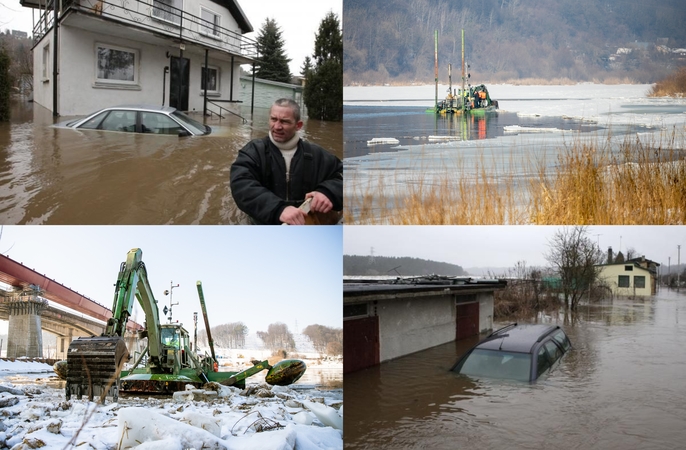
[169,56,190,111]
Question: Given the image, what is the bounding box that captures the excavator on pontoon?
[64,248,306,401]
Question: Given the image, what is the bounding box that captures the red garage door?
[344,316,379,373]
[456,302,479,341]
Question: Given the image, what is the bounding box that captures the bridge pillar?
[6,290,48,358]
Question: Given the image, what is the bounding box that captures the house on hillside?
[597,247,660,297]
[21,0,258,116]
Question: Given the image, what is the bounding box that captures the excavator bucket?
[266,359,307,386]
[66,336,129,402]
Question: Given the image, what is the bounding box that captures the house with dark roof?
[597,247,660,296]
[22,0,258,116]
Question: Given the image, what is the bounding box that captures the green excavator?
[64,248,306,401]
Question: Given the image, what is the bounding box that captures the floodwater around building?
[343,289,686,449]
[0,99,343,224]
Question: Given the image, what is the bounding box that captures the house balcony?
[26,0,259,64]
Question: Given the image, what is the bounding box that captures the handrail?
[33,0,259,59]
[206,99,247,123]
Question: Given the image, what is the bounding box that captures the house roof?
[213,0,253,33]
[343,275,507,303]
[596,261,652,272]
[20,0,254,34]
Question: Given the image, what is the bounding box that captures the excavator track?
[66,336,129,402]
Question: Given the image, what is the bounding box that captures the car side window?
[544,340,563,364]
[78,111,109,129]
[536,346,551,376]
[141,112,184,135]
[100,110,137,132]
[552,330,571,352]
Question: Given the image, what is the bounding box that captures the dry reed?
[346,127,686,224]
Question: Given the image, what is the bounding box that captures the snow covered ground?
[0,360,343,450]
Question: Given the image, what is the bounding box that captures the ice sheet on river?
[0,374,343,450]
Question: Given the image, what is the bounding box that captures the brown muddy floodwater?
[344,290,686,449]
[0,98,342,224]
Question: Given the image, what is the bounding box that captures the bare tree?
[545,226,604,310]
[303,324,343,356]
[257,322,295,353]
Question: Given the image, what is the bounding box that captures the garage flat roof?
[344,276,507,302]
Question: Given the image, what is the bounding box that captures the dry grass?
[346,128,686,224]
[648,67,686,97]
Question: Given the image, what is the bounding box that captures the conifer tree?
[300,56,313,78]
[304,12,343,121]
[254,18,292,83]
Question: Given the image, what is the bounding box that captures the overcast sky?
[0,0,342,74]
[344,226,686,271]
[0,226,342,335]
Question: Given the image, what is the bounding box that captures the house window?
[624,265,633,271]
[634,276,646,289]
[618,275,630,288]
[95,43,138,85]
[42,44,50,79]
[200,7,221,37]
[152,0,182,25]
[201,66,219,92]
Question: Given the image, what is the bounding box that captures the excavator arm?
[66,248,163,401]
[105,249,162,360]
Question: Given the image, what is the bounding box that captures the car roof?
[476,324,561,353]
[97,105,177,114]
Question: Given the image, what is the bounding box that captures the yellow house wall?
[599,265,653,296]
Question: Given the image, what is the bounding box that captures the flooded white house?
[22,0,259,116]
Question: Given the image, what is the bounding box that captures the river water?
[343,84,686,221]
[344,289,686,449]
[0,99,343,224]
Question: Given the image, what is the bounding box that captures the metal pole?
[195,281,216,363]
[203,49,209,118]
[229,55,234,101]
[250,63,256,118]
[678,245,681,291]
[434,30,438,110]
[52,0,59,116]
[461,29,465,108]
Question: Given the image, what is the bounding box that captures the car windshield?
[456,349,532,382]
[171,110,210,135]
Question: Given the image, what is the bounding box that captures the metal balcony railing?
[33,0,259,59]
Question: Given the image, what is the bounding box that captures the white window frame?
[199,6,221,38]
[200,64,220,95]
[42,44,50,80]
[94,43,140,87]
[152,0,183,26]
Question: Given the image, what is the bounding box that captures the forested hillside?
[344,0,686,85]
[344,255,468,276]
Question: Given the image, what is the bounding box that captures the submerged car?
[57,105,211,136]
[451,323,572,382]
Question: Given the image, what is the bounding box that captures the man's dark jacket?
[230,136,343,224]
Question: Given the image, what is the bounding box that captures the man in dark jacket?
[230,98,343,225]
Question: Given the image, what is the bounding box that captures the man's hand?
[279,206,308,225]
[306,191,333,213]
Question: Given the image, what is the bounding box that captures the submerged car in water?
[57,105,211,136]
[451,323,572,382]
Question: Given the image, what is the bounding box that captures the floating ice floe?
[367,138,399,145]
[503,125,562,133]
[428,135,461,141]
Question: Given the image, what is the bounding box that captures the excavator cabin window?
[161,327,181,349]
